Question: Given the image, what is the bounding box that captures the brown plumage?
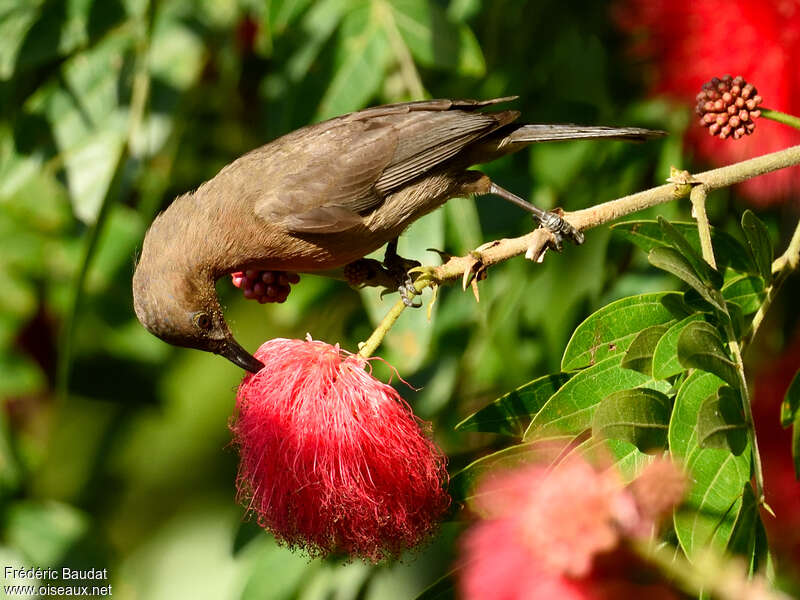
[132,97,664,372]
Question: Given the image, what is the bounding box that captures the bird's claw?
[538,210,584,248]
[399,278,422,308]
[382,239,424,308]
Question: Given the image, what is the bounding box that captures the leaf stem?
[358,297,408,358]
[761,108,800,132]
[727,333,765,503]
[690,185,717,269]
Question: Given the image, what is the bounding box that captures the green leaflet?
[741,210,774,282]
[621,323,671,375]
[592,388,670,453]
[669,371,751,560]
[562,292,676,371]
[455,373,571,437]
[676,321,739,389]
[526,354,670,440]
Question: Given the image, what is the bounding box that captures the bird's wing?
[254,98,518,233]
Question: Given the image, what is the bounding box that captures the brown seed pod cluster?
[696,75,762,139]
[231,270,299,303]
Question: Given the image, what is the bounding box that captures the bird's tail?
[501,123,666,146]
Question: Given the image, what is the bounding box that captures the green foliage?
[741,210,774,282]
[460,206,787,579]
[677,321,739,388]
[591,388,670,453]
[561,292,676,370]
[781,369,800,479]
[454,373,570,437]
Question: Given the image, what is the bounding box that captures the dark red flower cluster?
[616,0,800,204]
[230,269,299,303]
[231,337,449,561]
[696,75,762,139]
[457,457,685,600]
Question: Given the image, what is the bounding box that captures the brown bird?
[132,97,664,373]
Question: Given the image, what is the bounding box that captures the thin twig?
[762,108,800,132]
[690,186,717,268]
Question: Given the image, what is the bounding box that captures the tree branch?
[358,144,800,356]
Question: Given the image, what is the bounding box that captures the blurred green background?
[1,0,797,598]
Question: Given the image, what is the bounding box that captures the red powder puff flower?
[230,337,449,561]
[615,0,800,205]
[458,457,684,600]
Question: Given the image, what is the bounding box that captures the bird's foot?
[231,270,300,304]
[383,240,422,307]
[488,182,584,248]
[538,208,584,250]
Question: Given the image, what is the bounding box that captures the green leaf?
[240,539,313,600]
[526,355,667,440]
[780,368,800,427]
[621,323,671,375]
[284,0,347,82]
[652,314,706,380]
[561,292,676,370]
[266,0,315,35]
[792,414,800,481]
[669,371,726,458]
[727,484,768,574]
[388,0,484,75]
[784,375,800,480]
[232,519,262,555]
[592,388,670,453]
[604,438,655,481]
[5,500,90,566]
[721,274,765,316]
[449,441,560,504]
[611,220,755,273]
[658,216,722,288]
[28,30,132,223]
[0,0,41,80]
[0,406,23,497]
[648,247,726,313]
[414,569,457,600]
[696,386,747,454]
[669,371,751,559]
[315,4,391,120]
[455,373,571,437]
[741,210,774,282]
[677,321,739,388]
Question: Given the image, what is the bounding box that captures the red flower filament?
[231,337,449,561]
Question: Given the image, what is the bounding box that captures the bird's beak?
[218,337,264,373]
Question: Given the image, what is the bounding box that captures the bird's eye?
[192,312,212,330]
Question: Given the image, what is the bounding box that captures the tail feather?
[503,124,666,145]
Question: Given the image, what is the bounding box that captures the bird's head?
[133,265,264,373]
[132,218,264,374]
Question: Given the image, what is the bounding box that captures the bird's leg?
[231,270,300,304]
[383,239,422,307]
[486,181,585,249]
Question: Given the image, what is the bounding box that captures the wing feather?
[253,98,517,233]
